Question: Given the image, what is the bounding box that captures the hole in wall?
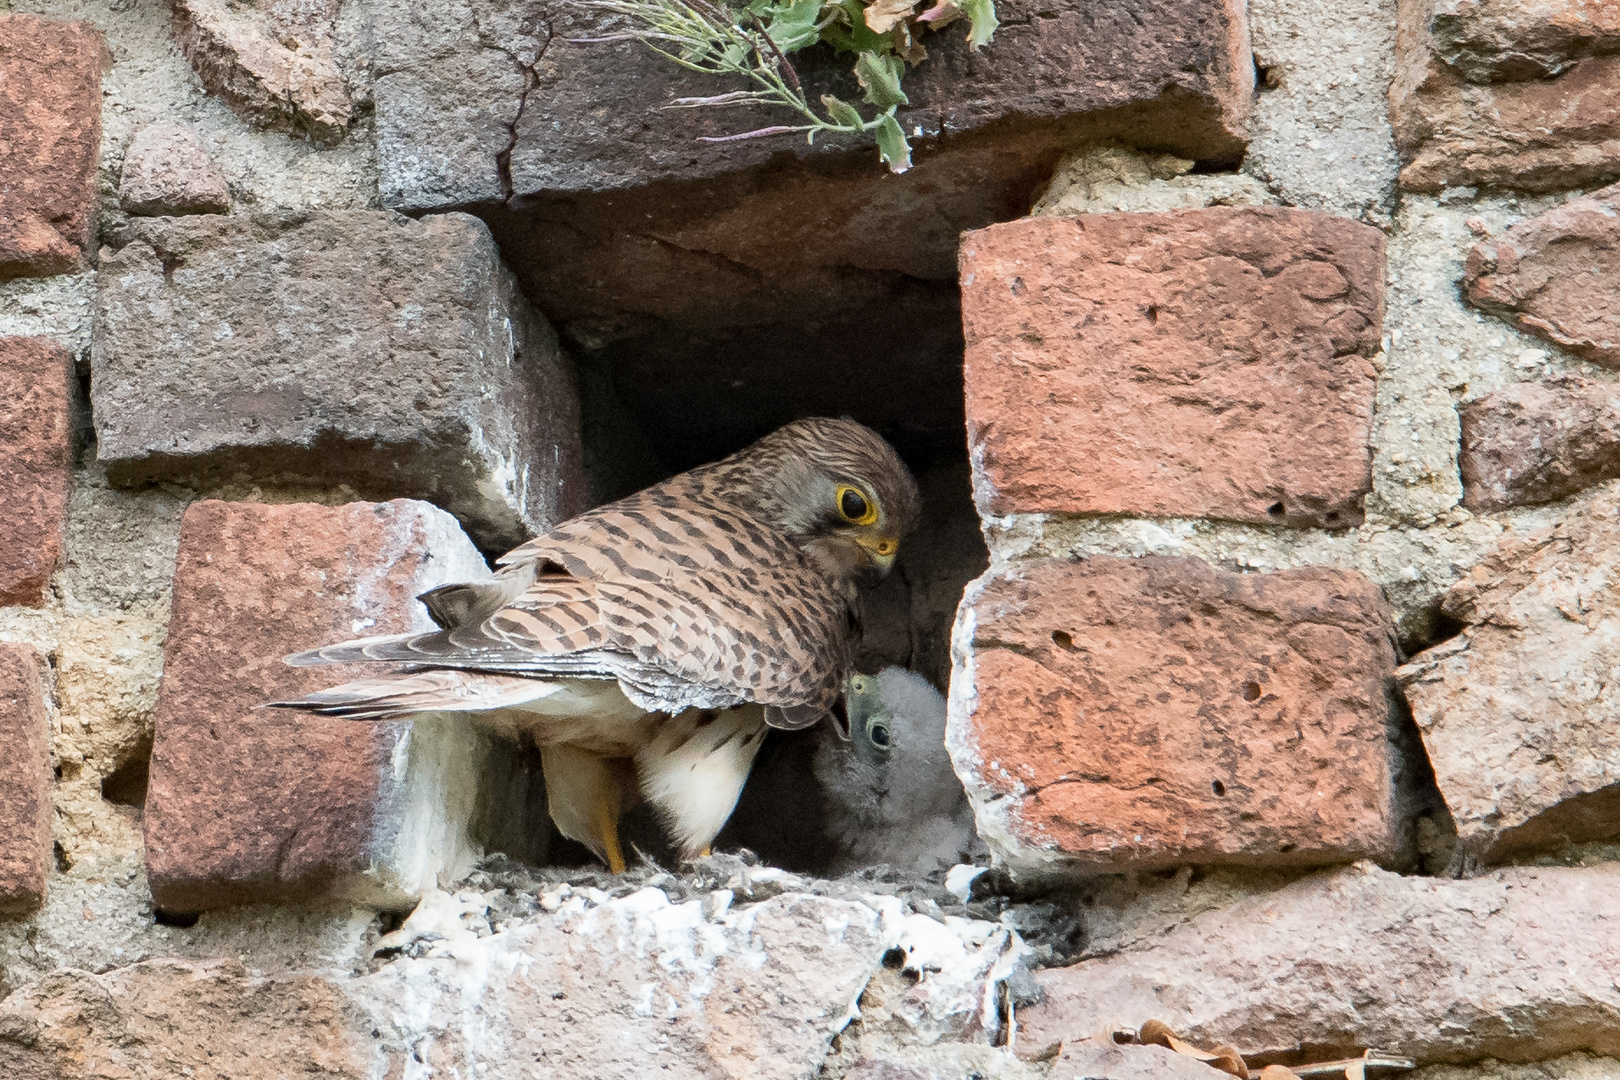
[101,734,153,809]
[1254,55,1281,90]
[1051,630,1077,651]
[1266,501,1286,518]
[1211,779,1227,797]
[53,842,73,873]
[154,907,201,928]
[1242,681,1263,702]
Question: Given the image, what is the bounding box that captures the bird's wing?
[289,485,851,721]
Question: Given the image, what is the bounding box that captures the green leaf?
[821,93,866,130]
[763,0,823,51]
[854,50,908,108]
[961,0,997,48]
[829,0,892,53]
[874,112,912,173]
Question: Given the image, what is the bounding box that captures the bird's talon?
[596,797,626,875]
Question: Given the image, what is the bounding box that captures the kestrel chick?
[268,418,920,873]
[814,667,976,876]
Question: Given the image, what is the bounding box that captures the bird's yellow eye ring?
[837,485,878,526]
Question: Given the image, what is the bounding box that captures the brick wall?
[3,0,1620,1076]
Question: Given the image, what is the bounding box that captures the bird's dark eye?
[866,716,891,750]
[838,485,876,525]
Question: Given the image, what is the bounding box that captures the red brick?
[1392,0,1620,192]
[949,556,1402,877]
[1459,377,1620,511]
[0,15,109,279]
[1464,182,1620,368]
[143,499,487,912]
[0,337,74,607]
[960,210,1383,528]
[0,643,51,913]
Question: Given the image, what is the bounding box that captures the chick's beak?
[856,535,899,574]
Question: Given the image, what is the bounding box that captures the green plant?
[576,0,998,173]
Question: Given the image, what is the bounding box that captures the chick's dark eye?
[839,487,870,522]
[866,717,891,749]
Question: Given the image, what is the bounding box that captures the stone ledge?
[1020,861,1620,1065]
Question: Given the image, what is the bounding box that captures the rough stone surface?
[93,211,583,550]
[1369,193,1584,526]
[1031,147,1274,216]
[357,889,886,1079]
[1019,862,1620,1065]
[1464,183,1620,368]
[0,959,374,1078]
[948,555,1404,880]
[0,337,74,607]
[1459,377,1620,510]
[1431,0,1620,82]
[1243,0,1403,222]
[143,499,490,912]
[961,210,1384,528]
[0,645,51,915]
[118,122,231,216]
[1398,485,1620,861]
[375,0,1253,210]
[0,15,109,279]
[169,0,352,143]
[370,0,1253,468]
[1392,0,1620,192]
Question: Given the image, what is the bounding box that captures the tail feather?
[263,670,561,720]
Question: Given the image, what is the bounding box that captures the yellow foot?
[596,796,626,875]
[699,846,712,858]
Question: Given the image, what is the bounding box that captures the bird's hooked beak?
[855,535,899,574]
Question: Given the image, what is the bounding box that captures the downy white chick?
[814,666,978,876]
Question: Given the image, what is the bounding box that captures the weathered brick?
[1459,377,1620,511]
[368,0,1253,466]
[118,124,231,217]
[0,643,51,914]
[92,212,583,550]
[1020,862,1620,1065]
[948,556,1403,880]
[1392,0,1620,192]
[143,499,491,912]
[0,15,109,279]
[1399,485,1620,862]
[1464,181,1620,368]
[169,0,351,143]
[0,337,74,607]
[960,210,1383,528]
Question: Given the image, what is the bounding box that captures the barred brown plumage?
[265,417,920,872]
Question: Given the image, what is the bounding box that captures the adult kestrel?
[268,418,920,873]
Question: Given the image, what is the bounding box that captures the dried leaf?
[891,23,927,64]
[915,0,961,24]
[863,0,918,35]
